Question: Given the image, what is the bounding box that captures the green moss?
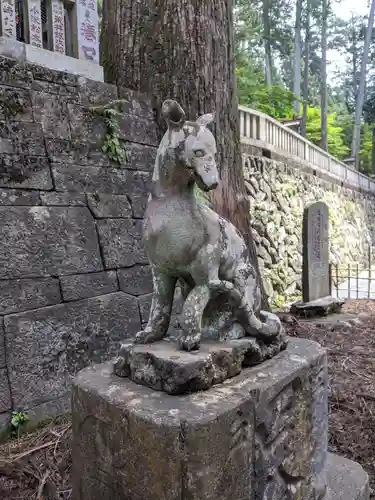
[0,95,25,117]
[194,185,210,206]
[89,99,130,164]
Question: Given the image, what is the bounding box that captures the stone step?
[326,452,369,500]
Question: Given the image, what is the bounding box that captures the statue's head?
[161,100,219,192]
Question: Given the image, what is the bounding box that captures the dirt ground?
[0,299,374,499]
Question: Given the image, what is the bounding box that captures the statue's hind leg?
[135,269,176,344]
[233,262,282,341]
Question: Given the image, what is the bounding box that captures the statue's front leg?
[134,270,176,344]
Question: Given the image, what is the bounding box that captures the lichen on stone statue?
[114,99,287,393]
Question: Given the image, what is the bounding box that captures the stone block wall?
[0,56,158,427]
[243,151,375,304]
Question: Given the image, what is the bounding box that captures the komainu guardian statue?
[114,100,287,393]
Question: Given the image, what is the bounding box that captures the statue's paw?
[113,342,133,377]
[259,310,284,338]
[134,330,149,344]
[178,333,201,352]
[134,330,164,344]
[208,280,234,292]
[114,355,130,377]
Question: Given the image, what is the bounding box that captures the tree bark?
[101,0,269,309]
[351,14,358,109]
[301,0,310,137]
[292,0,303,115]
[372,127,375,176]
[320,0,328,151]
[351,0,375,169]
[263,0,273,86]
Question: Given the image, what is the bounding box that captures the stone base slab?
[72,337,329,500]
[113,335,288,394]
[291,296,345,317]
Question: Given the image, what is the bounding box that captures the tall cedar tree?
[352,0,375,168]
[292,0,303,115]
[320,0,328,151]
[100,0,269,309]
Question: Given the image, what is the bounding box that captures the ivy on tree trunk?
[101,0,269,309]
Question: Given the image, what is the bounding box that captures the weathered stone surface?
[26,394,71,423]
[5,292,140,409]
[73,338,328,500]
[68,104,106,145]
[303,201,330,302]
[32,91,71,139]
[0,57,31,88]
[117,265,153,296]
[118,113,159,146]
[77,78,118,105]
[40,191,86,206]
[0,206,103,279]
[0,188,40,205]
[73,367,254,500]
[130,192,147,218]
[138,293,153,324]
[31,63,80,87]
[117,87,155,120]
[291,296,345,317]
[0,368,11,413]
[52,163,130,194]
[0,86,33,122]
[122,142,157,171]
[325,453,369,500]
[114,336,288,394]
[60,271,118,301]
[0,155,52,189]
[0,277,61,314]
[87,193,132,218]
[0,319,5,369]
[97,219,147,268]
[0,411,10,434]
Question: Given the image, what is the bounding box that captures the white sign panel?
[27,0,43,48]
[0,0,16,38]
[76,0,99,64]
[51,0,65,54]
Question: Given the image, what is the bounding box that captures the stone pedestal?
[72,338,368,500]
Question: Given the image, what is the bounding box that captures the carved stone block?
[113,336,287,394]
[72,337,351,500]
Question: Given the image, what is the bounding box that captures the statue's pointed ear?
[162,100,186,128]
[197,113,215,127]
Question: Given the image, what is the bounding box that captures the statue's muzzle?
[194,161,219,191]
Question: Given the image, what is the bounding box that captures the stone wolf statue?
[134,99,284,352]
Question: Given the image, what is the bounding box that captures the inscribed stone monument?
[292,201,344,316]
[303,201,330,301]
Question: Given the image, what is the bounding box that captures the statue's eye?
[194,150,205,157]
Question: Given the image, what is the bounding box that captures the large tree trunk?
[292,0,303,115]
[301,0,310,137]
[263,0,273,86]
[320,0,328,151]
[352,0,375,169]
[101,0,269,309]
